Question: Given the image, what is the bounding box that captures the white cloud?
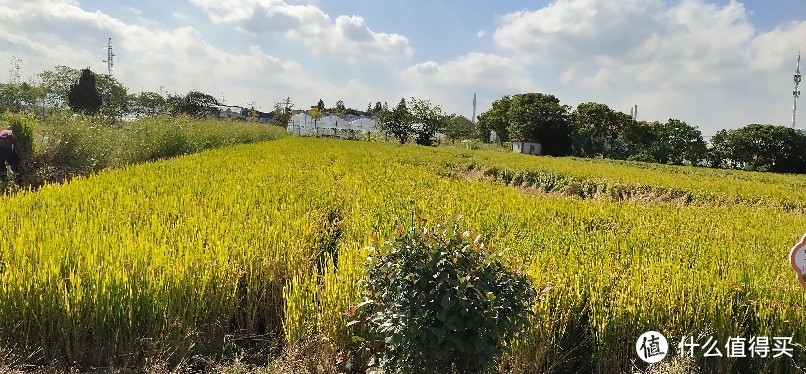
[476,30,486,38]
[172,12,191,22]
[0,0,321,109]
[399,53,538,118]
[493,0,806,132]
[494,0,665,65]
[123,7,142,17]
[401,52,535,89]
[189,0,413,63]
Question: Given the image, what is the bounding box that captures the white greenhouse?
[288,112,379,138]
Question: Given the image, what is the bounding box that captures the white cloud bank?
[493,0,806,133]
[190,0,414,63]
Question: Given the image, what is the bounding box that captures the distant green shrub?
[627,151,656,163]
[2,112,35,161]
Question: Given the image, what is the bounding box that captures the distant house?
[258,112,273,123]
[512,141,542,155]
[220,106,245,120]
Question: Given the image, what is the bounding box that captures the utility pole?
[793,49,802,128]
[102,37,116,76]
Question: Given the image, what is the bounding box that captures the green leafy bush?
[3,112,35,161]
[355,215,538,374]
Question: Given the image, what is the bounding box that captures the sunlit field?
[0,137,803,373]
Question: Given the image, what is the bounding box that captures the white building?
[512,141,542,155]
[349,117,377,132]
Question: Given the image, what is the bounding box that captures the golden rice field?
[0,136,805,373]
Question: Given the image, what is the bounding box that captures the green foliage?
[476,95,510,143]
[377,98,413,144]
[708,123,806,173]
[444,115,474,144]
[3,112,35,161]
[372,101,384,116]
[333,100,346,114]
[571,102,632,159]
[0,82,44,114]
[95,74,129,121]
[626,151,656,163]
[272,97,294,127]
[38,65,81,109]
[651,119,707,165]
[167,91,221,118]
[356,215,538,374]
[4,115,287,190]
[507,93,573,156]
[128,91,167,118]
[67,69,102,115]
[409,97,449,146]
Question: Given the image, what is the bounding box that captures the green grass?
[0,113,287,190]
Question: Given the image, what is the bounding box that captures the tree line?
[3,67,804,173]
[475,92,806,174]
[0,66,239,122]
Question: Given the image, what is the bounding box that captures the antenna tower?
[794,49,802,128]
[472,93,477,124]
[102,37,116,76]
[8,56,21,84]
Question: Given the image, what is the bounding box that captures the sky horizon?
[1,0,805,136]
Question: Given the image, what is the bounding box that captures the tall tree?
[38,65,80,109]
[128,91,166,117]
[67,68,102,115]
[272,97,294,127]
[310,106,325,136]
[571,102,631,159]
[375,102,391,141]
[657,119,707,165]
[379,98,412,144]
[709,124,806,173]
[95,74,128,120]
[409,97,449,146]
[167,91,220,118]
[444,115,474,144]
[507,93,573,156]
[0,82,43,114]
[476,95,511,142]
[334,100,346,114]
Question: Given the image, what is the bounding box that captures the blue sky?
[1,0,804,135]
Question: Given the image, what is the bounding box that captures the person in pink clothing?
[0,127,20,183]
